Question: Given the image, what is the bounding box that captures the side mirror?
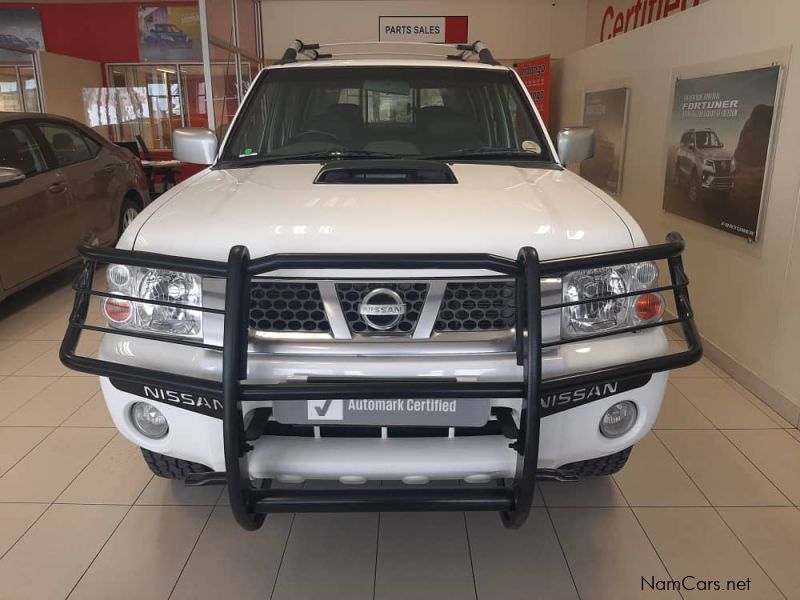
[688,143,695,150]
[556,127,595,165]
[0,166,25,187]
[172,128,218,165]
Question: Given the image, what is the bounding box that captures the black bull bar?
[60,232,701,530]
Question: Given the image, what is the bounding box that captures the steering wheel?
[290,129,341,144]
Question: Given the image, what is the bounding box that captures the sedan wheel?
[122,206,139,230]
[118,198,142,239]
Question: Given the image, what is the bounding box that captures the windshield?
[220,66,552,165]
[695,130,722,149]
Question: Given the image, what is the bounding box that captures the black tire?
[118,195,142,238]
[563,447,632,477]
[141,448,211,479]
[688,171,701,203]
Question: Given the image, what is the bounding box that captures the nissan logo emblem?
[358,288,406,330]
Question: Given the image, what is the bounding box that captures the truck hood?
[131,163,636,267]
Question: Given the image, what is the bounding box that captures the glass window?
[19,67,40,112]
[0,67,22,112]
[83,134,102,157]
[0,123,47,175]
[38,123,93,167]
[105,64,181,150]
[221,66,552,163]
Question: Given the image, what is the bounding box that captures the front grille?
[336,282,429,334]
[249,282,330,332]
[434,280,516,332]
[715,160,731,176]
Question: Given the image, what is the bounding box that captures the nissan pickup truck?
[61,41,701,530]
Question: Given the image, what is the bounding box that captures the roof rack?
[277,40,499,66]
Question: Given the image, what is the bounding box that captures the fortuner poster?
[663,66,781,241]
[580,87,630,195]
[138,6,202,62]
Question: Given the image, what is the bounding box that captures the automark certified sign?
[274,397,490,427]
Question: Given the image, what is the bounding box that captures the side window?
[0,123,48,176]
[37,123,93,167]
[82,134,102,157]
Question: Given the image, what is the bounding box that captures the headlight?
[102,265,203,338]
[561,262,663,339]
[703,159,716,172]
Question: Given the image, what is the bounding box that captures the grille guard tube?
[59,233,702,531]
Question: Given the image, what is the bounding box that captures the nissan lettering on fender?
[60,39,701,532]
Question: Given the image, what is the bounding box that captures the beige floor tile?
[0,340,56,376]
[375,512,473,600]
[541,474,627,507]
[0,426,52,476]
[0,504,126,600]
[13,345,70,377]
[136,476,224,506]
[725,379,795,427]
[467,509,579,600]
[58,435,153,505]
[0,308,61,341]
[68,505,211,600]
[0,427,114,502]
[171,508,292,600]
[24,313,70,341]
[635,507,783,599]
[2,377,100,426]
[61,392,114,427]
[550,507,679,600]
[0,376,59,421]
[654,383,715,429]
[0,502,47,557]
[657,430,790,506]
[614,434,707,506]
[723,430,800,505]
[672,378,783,429]
[273,512,377,600]
[719,507,800,600]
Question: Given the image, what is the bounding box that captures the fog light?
[130,402,169,439]
[600,401,637,438]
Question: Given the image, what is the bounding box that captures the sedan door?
[0,121,76,291]
[35,121,120,247]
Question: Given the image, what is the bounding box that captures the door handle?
[48,182,67,194]
[103,164,115,173]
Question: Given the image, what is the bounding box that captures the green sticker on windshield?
[239,148,256,158]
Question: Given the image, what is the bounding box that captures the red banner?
[515,55,551,126]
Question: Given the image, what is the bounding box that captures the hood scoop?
[314,160,457,184]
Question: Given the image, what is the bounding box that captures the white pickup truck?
[61,41,701,530]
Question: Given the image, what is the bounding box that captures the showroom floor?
[0,270,799,600]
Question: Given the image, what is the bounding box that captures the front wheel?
[688,173,701,203]
[141,448,211,479]
[118,197,140,238]
[562,447,632,476]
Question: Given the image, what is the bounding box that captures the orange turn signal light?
[634,293,664,322]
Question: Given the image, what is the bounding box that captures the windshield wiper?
[229,149,401,166]
[416,147,543,161]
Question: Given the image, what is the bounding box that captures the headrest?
[52,132,75,151]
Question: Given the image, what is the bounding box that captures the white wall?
[38,52,103,123]
[555,0,800,422]
[261,0,588,61]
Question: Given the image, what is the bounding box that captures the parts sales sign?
[379,16,468,43]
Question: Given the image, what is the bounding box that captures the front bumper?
[61,234,701,530]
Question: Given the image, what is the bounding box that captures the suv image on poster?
[60,40,702,531]
[674,128,735,202]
